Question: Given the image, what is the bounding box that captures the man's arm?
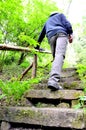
[38,25,46,43]
[35,25,46,50]
[61,13,73,43]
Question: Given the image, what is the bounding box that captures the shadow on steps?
[10,123,74,130]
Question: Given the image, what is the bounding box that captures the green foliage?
[0,51,6,72]
[73,103,81,109]
[76,64,86,91]
[74,96,86,109]
[0,94,6,100]
[0,78,39,102]
[0,0,24,44]
[20,61,30,68]
[3,52,15,65]
[18,32,39,47]
[0,51,21,67]
[74,39,86,65]
[73,16,86,66]
[77,64,86,78]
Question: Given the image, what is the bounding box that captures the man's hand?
[34,45,40,50]
[68,35,73,43]
[39,48,45,51]
[35,45,45,52]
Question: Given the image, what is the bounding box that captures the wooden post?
[19,63,33,81]
[32,54,37,78]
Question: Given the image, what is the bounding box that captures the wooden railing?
[0,44,51,80]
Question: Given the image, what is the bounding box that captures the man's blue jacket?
[38,13,73,43]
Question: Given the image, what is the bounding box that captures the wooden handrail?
[0,44,51,54]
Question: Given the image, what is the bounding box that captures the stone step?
[24,89,84,108]
[61,68,78,77]
[0,107,85,129]
[60,68,81,89]
[33,68,82,90]
[24,89,83,100]
[32,80,82,90]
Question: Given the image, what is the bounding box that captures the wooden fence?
[0,44,51,80]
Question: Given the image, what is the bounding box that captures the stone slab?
[0,107,85,129]
[24,89,84,100]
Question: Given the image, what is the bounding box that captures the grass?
[0,60,49,106]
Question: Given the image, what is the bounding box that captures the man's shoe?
[58,85,63,90]
[48,85,57,91]
[48,85,63,91]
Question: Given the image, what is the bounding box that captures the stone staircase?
[0,68,86,130]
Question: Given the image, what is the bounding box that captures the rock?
[1,121,11,130]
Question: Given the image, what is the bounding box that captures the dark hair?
[49,12,58,17]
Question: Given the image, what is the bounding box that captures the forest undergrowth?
[0,58,50,106]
